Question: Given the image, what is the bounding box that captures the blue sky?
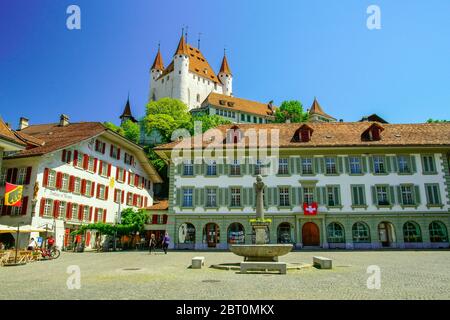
[1,0,449,127]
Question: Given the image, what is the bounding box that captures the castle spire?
[174,31,188,56]
[219,50,232,75]
[151,44,164,71]
[120,95,137,124]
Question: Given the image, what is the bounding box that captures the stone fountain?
[229,175,293,263]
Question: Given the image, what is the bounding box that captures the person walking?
[148,233,156,254]
[162,232,170,254]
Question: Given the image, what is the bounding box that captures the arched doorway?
[277,223,293,243]
[378,222,396,247]
[227,223,245,244]
[203,223,220,248]
[429,221,449,243]
[178,223,196,249]
[302,222,320,246]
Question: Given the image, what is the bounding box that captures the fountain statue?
[229,175,293,262]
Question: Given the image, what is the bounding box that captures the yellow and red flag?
[4,182,23,207]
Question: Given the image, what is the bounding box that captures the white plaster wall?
[0,133,155,248]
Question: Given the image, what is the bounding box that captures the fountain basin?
[229,244,293,262]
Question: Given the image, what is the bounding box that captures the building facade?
[155,122,450,250]
[0,115,162,249]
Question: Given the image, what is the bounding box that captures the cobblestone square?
[0,250,449,300]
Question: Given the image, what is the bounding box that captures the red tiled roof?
[155,122,450,150]
[202,93,276,118]
[5,122,105,158]
[219,54,231,75]
[0,117,27,147]
[159,44,221,84]
[151,48,164,71]
[309,98,336,120]
[145,199,168,211]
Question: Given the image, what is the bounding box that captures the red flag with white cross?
[303,202,318,215]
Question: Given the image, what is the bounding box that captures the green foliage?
[426,119,449,123]
[274,100,309,123]
[188,113,232,134]
[144,98,192,141]
[121,120,140,144]
[71,209,148,237]
[104,120,140,144]
[104,122,125,136]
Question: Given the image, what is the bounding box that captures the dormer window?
[227,102,235,107]
[219,100,226,105]
[362,123,384,141]
[226,126,243,144]
[292,124,314,142]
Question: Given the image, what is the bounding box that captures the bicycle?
[38,246,61,260]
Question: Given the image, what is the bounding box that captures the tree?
[188,113,232,135]
[121,120,140,144]
[104,121,125,136]
[103,120,140,144]
[143,98,192,141]
[72,208,148,237]
[426,119,449,123]
[274,100,309,123]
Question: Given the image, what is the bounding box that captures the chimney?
[59,114,69,127]
[18,117,29,130]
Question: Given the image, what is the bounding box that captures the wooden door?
[206,224,219,247]
[302,222,320,246]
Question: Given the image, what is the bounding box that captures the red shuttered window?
[53,200,60,218]
[24,167,32,185]
[83,155,89,170]
[21,197,28,215]
[39,198,46,217]
[43,168,49,187]
[66,203,72,219]
[73,150,79,166]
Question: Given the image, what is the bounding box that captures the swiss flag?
[303,202,318,215]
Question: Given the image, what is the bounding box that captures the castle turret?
[173,33,190,103]
[308,97,336,123]
[218,53,232,96]
[120,96,137,125]
[149,45,164,101]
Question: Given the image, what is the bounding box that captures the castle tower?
[308,97,336,122]
[149,45,164,101]
[173,33,190,104]
[120,95,137,125]
[218,52,232,96]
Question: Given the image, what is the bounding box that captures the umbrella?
[0,224,16,234]
[0,224,47,234]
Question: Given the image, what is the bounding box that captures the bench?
[313,256,332,269]
[240,262,287,274]
[191,256,205,269]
